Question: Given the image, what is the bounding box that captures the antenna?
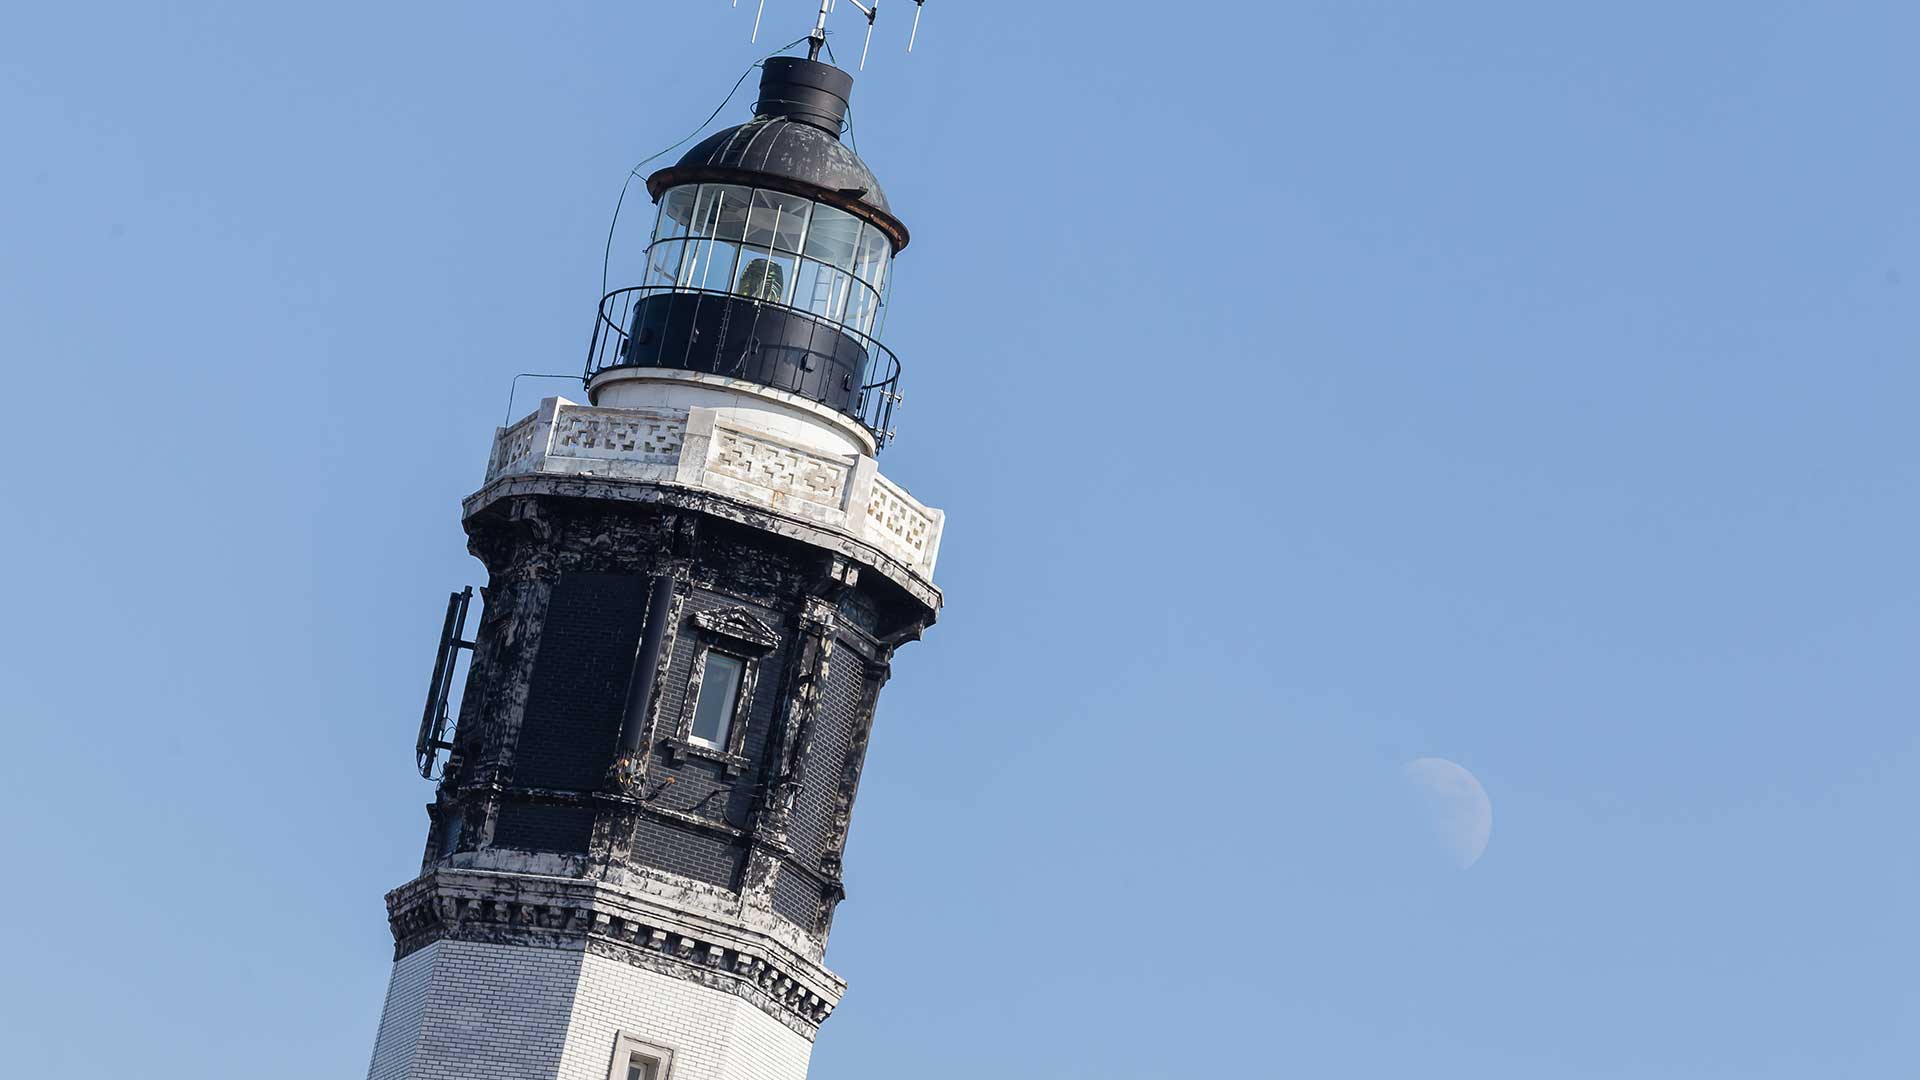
[843,0,877,70]
[739,0,930,67]
[806,0,832,61]
[733,0,770,43]
[416,587,476,781]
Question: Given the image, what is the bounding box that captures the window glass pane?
[691,184,752,242]
[679,237,742,293]
[872,270,893,337]
[654,186,698,242]
[626,1055,659,1080]
[735,252,795,304]
[802,205,862,271]
[852,224,890,291]
[691,654,745,748]
[644,239,686,289]
[791,259,852,323]
[745,190,812,255]
[845,278,881,336]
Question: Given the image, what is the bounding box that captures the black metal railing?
[586,285,901,448]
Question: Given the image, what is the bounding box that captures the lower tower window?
[609,1034,675,1080]
[690,652,746,749]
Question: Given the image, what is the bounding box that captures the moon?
[1401,758,1493,870]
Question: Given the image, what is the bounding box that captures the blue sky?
[2,2,1916,1076]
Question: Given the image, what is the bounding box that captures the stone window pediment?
[690,607,780,652]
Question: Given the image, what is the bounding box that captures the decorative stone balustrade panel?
[553,409,684,462]
[490,412,542,477]
[709,428,851,511]
[865,475,933,563]
[482,398,941,580]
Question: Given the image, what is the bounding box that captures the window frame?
[607,1032,675,1080]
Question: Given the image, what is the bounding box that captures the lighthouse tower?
[366,54,943,1080]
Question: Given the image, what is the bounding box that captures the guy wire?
[600,35,811,297]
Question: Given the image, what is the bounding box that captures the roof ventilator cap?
[753,57,853,138]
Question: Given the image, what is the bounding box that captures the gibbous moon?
[1401,758,1493,870]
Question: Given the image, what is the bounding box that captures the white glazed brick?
[366,945,435,1080]
[402,941,578,1079]
[365,941,812,1080]
[558,953,812,1080]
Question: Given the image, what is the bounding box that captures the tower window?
[626,1054,661,1080]
[690,652,746,750]
[669,606,781,769]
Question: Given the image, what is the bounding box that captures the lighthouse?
[365,52,943,1080]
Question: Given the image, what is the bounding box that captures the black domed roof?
[645,57,908,251]
[671,117,892,217]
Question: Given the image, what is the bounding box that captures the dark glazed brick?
[631,815,743,888]
[772,864,821,931]
[514,572,648,790]
[789,649,863,865]
[494,802,595,853]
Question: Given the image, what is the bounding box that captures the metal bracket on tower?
[416,586,475,780]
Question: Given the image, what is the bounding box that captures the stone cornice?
[385,868,845,1038]
[466,473,940,615]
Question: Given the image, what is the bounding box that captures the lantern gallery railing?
[586,285,902,448]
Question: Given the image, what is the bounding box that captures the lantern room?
[587,57,910,449]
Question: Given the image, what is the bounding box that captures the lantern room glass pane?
[852,224,890,291]
[691,184,752,243]
[802,204,862,271]
[845,278,882,336]
[654,185,698,242]
[680,236,742,293]
[645,238,686,289]
[792,259,853,323]
[746,189,812,255]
